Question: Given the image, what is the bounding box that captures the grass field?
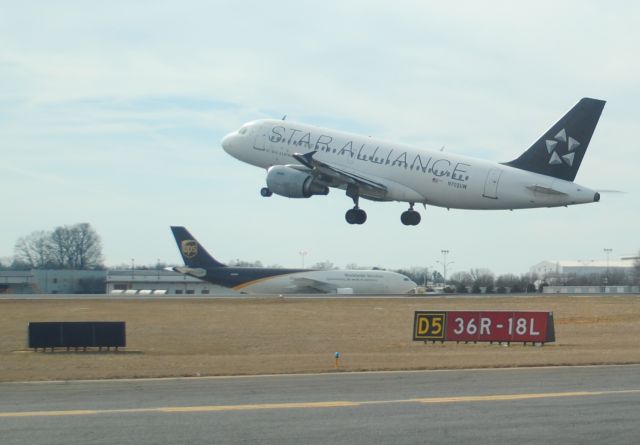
[1,296,639,382]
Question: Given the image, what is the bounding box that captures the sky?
[1,0,638,276]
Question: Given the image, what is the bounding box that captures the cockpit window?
[238,126,249,135]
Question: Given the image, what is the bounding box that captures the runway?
[2,365,639,444]
[2,292,637,300]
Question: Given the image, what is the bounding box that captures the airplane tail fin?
[170,226,227,268]
[503,98,605,181]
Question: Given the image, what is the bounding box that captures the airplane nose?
[221,132,235,153]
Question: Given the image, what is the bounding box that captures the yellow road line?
[160,401,359,413]
[1,389,638,418]
[412,391,600,404]
[1,410,99,418]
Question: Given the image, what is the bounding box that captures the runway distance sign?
[413,311,555,344]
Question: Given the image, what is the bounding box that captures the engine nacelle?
[266,165,329,198]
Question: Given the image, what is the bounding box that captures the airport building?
[0,269,106,294]
[105,270,234,295]
[543,285,640,294]
[0,269,231,295]
[529,258,636,278]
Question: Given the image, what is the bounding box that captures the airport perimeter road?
[1,365,639,445]
[3,293,638,300]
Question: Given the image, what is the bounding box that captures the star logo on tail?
[546,128,580,167]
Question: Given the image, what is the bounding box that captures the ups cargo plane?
[170,226,416,294]
[221,98,605,225]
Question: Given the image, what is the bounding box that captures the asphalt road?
[1,365,639,444]
[2,293,637,300]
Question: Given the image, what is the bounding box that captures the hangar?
[530,258,636,278]
[0,269,231,295]
[0,269,105,294]
[106,269,234,295]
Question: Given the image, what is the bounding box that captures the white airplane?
[170,226,416,294]
[221,98,605,225]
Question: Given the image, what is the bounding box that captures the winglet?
[293,151,317,169]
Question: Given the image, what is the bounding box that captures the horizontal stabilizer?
[526,185,568,196]
[172,266,207,278]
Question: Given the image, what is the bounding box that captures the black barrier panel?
[64,322,94,347]
[28,322,64,348]
[546,313,556,343]
[28,322,126,349]
[94,322,126,347]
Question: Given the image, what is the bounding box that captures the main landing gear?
[400,203,421,226]
[345,198,367,224]
[260,187,272,197]
[345,187,367,225]
[345,207,367,225]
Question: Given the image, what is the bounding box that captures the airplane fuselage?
[174,266,416,294]
[223,119,599,210]
[170,226,418,294]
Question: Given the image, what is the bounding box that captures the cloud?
[1,1,638,274]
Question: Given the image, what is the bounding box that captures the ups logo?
[181,240,198,259]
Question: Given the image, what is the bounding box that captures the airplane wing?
[293,151,388,199]
[290,276,338,293]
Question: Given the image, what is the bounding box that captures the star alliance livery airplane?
[221,98,605,225]
[170,226,416,294]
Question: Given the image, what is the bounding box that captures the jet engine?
[266,165,329,198]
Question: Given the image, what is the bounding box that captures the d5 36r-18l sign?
[413,311,555,344]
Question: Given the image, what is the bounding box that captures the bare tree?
[14,231,53,268]
[13,223,103,270]
[228,259,263,267]
[49,223,103,269]
[496,273,519,293]
[519,272,538,292]
[449,271,472,292]
[311,261,338,270]
[469,268,495,293]
[70,223,103,269]
[49,225,75,268]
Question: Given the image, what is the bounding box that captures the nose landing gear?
[260,187,272,197]
[401,203,421,226]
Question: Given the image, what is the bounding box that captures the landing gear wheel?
[346,208,367,225]
[355,208,367,224]
[345,209,358,224]
[401,210,421,226]
[260,187,272,197]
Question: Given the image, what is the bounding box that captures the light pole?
[299,250,308,268]
[437,250,454,286]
